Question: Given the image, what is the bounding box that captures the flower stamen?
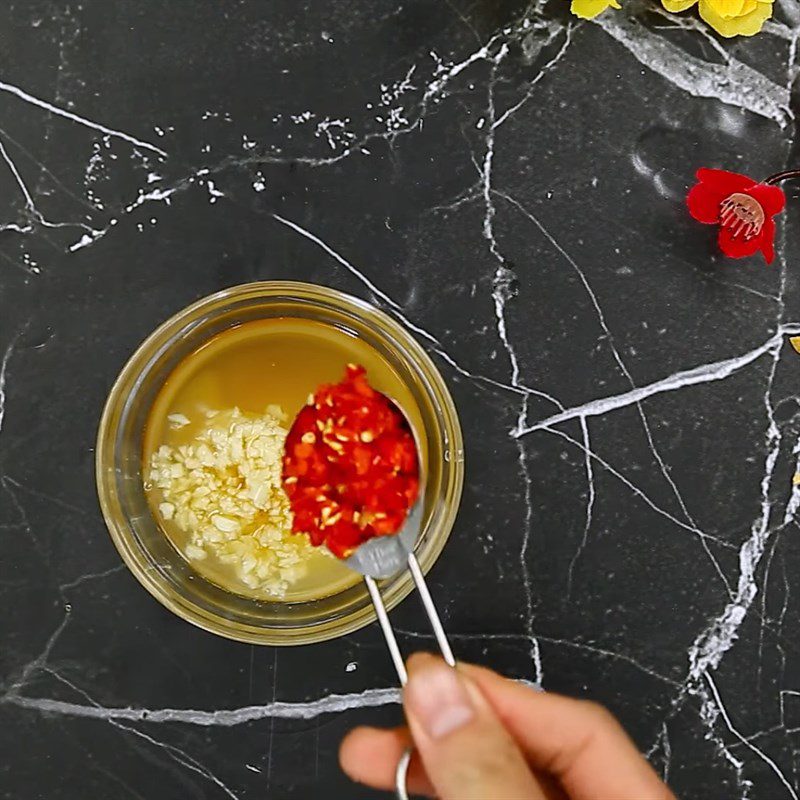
[719,193,765,240]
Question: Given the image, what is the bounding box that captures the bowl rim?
[96,281,464,645]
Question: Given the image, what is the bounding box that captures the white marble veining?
[0,79,168,156]
[594,12,793,127]
[2,1,799,797]
[5,686,403,725]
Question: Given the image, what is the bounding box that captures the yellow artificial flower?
[570,0,621,20]
[661,0,773,36]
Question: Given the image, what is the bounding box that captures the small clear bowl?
[96,282,464,645]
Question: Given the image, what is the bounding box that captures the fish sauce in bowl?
[143,317,425,603]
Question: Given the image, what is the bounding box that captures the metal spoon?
[345,394,455,677]
[344,395,456,799]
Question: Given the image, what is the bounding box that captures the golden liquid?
[143,317,424,602]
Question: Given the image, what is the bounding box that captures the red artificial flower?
[687,168,785,264]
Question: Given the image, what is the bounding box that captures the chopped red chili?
[282,364,420,558]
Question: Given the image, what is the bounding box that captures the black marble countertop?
[1,1,799,798]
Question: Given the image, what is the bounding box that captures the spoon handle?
[363,552,455,685]
[363,556,455,800]
[364,575,408,685]
[406,552,456,667]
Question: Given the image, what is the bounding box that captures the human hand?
[340,653,676,799]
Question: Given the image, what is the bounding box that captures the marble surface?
[1,1,799,797]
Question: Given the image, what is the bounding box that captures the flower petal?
[746,183,786,217]
[711,0,747,17]
[698,0,773,36]
[717,225,763,260]
[570,0,620,18]
[759,217,776,264]
[662,0,698,10]
[687,182,725,224]
[696,167,756,193]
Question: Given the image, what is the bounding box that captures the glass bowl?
[96,282,464,645]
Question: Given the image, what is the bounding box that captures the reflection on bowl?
[96,282,464,645]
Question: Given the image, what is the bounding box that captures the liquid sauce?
[143,317,424,602]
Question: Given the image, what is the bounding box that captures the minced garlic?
[148,407,314,598]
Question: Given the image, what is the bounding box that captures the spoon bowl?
[345,392,426,580]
